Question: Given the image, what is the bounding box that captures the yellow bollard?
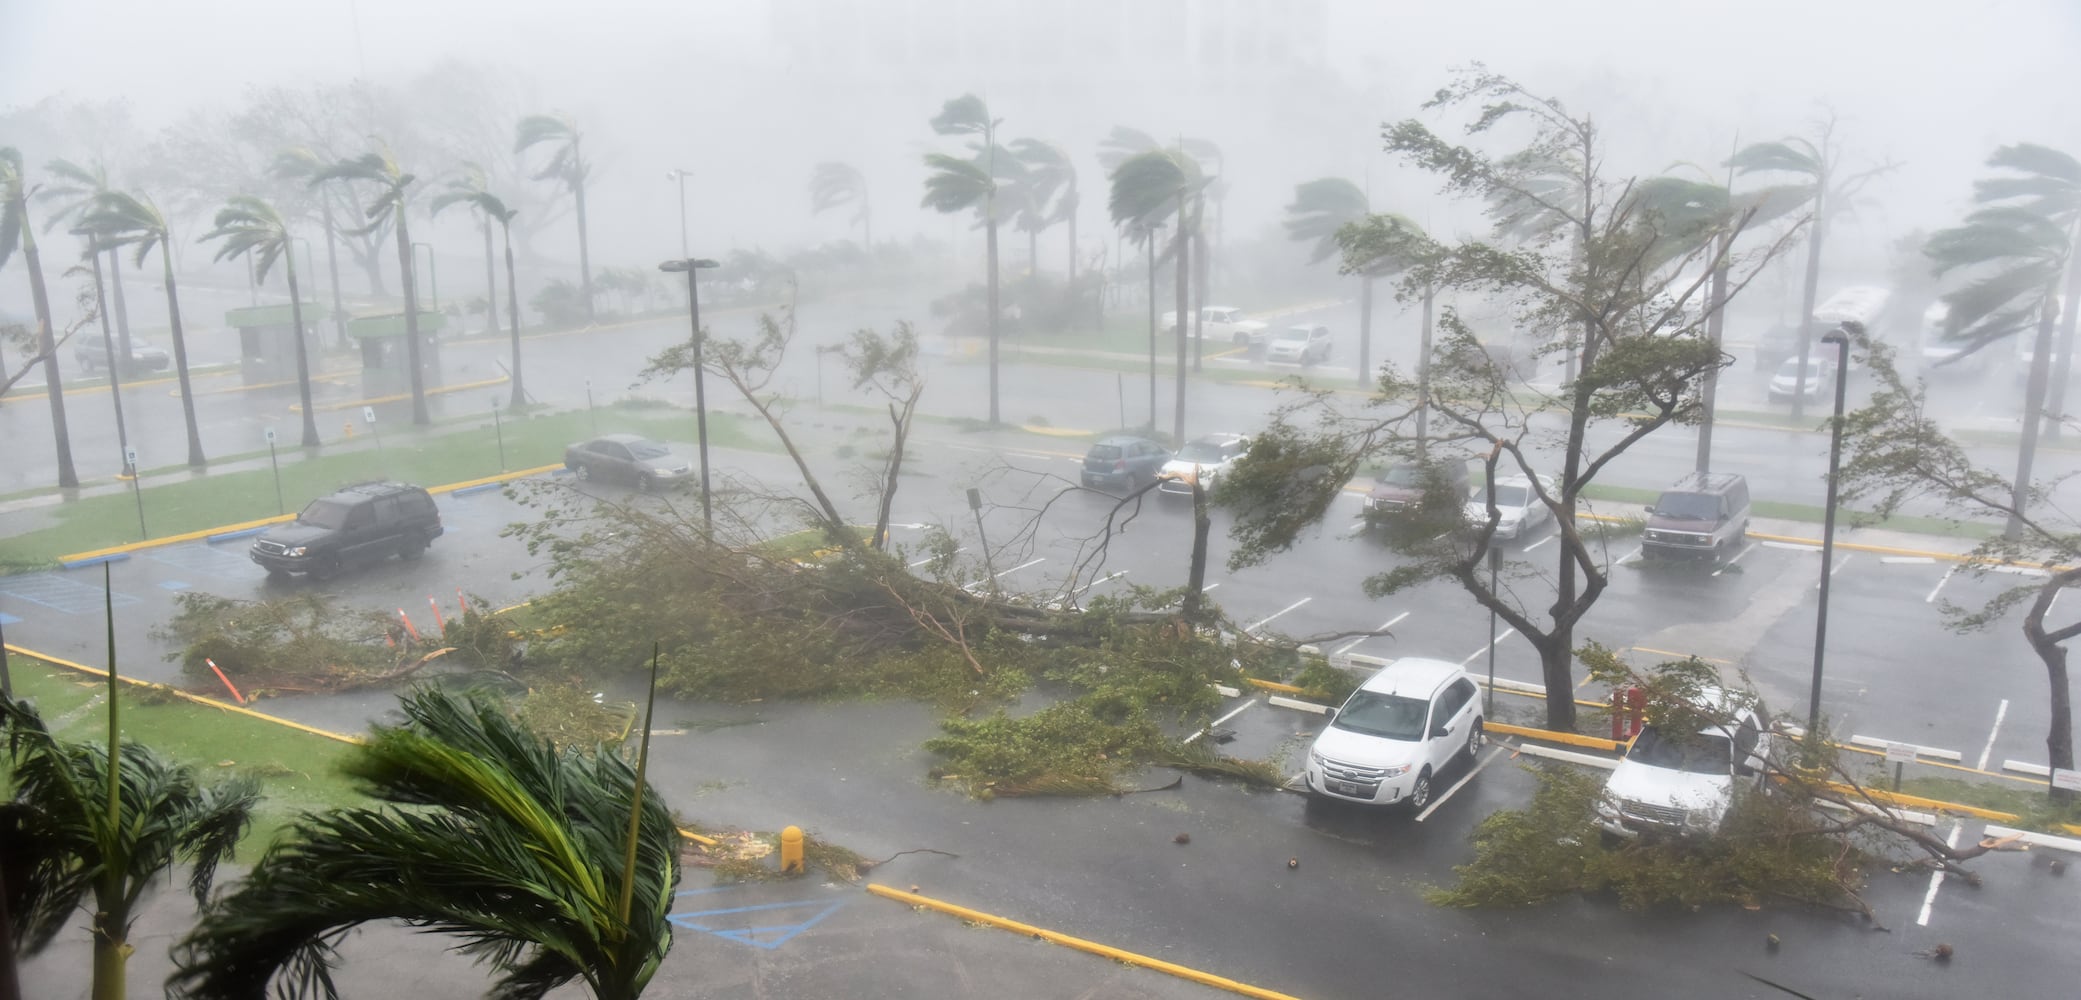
[779,825,805,874]
[343,421,355,438]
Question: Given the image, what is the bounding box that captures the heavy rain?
[3,2,2079,998]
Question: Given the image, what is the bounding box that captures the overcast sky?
[4,0,2078,282]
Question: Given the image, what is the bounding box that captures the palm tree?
[201,195,322,447]
[36,158,137,371]
[1729,122,1895,419]
[515,113,594,324]
[80,187,208,467]
[1,149,80,487]
[1109,147,1205,445]
[1,579,259,1000]
[444,162,501,335]
[433,187,526,407]
[1971,144,2081,438]
[168,687,682,1000]
[1333,211,1440,447]
[922,93,1007,424]
[310,145,430,425]
[1286,178,1381,389]
[1010,139,1078,281]
[808,161,871,249]
[272,148,354,348]
[1927,169,2076,541]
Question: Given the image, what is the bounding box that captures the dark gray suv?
[250,482,444,579]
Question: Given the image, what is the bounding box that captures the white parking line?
[1245,597,1313,634]
[1460,628,1518,666]
[1615,546,1642,567]
[1815,553,1852,588]
[1762,540,1820,551]
[1184,699,1257,744]
[1334,611,1410,656]
[964,557,1045,592]
[1977,699,2009,772]
[1341,519,1368,538]
[1415,741,1510,822]
[908,546,964,569]
[1916,819,1964,927]
[1070,570,1127,596]
[1990,564,2051,578]
[1926,564,1956,604]
[1881,556,1936,565]
[1523,535,1553,552]
[2052,587,2066,618]
[1710,542,1757,577]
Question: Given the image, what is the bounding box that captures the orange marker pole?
[204,658,247,704]
[456,588,469,617]
[397,609,421,642]
[428,595,446,631]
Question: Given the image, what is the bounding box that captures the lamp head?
[658,258,720,273]
[1822,320,1861,346]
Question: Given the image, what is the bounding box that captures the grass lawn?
[6,655,368,851]
[0,402,769,568]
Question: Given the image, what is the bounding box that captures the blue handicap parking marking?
[668,897,849,950]
[0,573,141,615]
[149,543,265,579]
[0,612,19,625]
[159,580,191,591]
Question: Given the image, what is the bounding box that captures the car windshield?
[1777,358,1827,377]
[1381,465,1434,488]
[626,439,670,460]
[1626,725,1733,775]
[1332,690,1430,741]
[1478,484,1531,508]
[1176,441,1226,462]
[1274,329,1310,343]
[1089,445,1122,460]
[1654,491,1719,520]
[297,499,352,529]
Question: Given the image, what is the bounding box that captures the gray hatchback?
[1081,435,1171,492]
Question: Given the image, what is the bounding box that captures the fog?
[4,0,2079,324]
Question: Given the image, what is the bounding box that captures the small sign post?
[491,397,506,471]
[1885,742,1917,791]
[363,405,383,459]
[264,426,284,514]
[124,445,146,538]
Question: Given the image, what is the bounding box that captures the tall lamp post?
[1144,220,1165,432]
[667,168,694,260]
[73,229,134,479]
[1808,321,1857,744]
[660,257,721,535]
[411,241,439,314]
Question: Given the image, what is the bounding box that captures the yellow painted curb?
[866,884,1303,1000]
[1242,677,1306,695]
[1486,721,1623,752]
[1018,424,1095,438]
[7,642,363,746]
[55,464,566,563]
[290,374,511,413]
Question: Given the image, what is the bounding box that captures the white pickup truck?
[1161,305,1271,347]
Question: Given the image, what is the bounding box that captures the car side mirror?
[1643,505,1656,515]
[1734,762,1755,777]
[1323,707,1337,723]
[1431,724,1451,740]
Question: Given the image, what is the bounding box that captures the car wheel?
[637,472,655,492]
[1599,830,1627,850]
[1233,332,1251,346]
[399,536,427,560]
[574,463,592,482]
[79,355,96,373]
[308,555,342,581]
[265,568,289,582]
[1407,768,1433,810]
[1464,718,1484,762]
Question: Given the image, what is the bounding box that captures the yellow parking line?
[7,642,362,745]
[867,884,1302,1000]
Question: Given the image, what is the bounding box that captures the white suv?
[1596,689,1772,840]
[1304,658,1483,810]
[1157,433,1252,497]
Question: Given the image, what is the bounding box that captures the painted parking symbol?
[149,544,264,578]
[668,897,848,950]
[0,573,141,614]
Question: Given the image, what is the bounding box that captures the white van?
[1813,285,1890,369]
[1916,302,1986,375]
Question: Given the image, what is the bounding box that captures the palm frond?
[809,161,865,216]
[1335,212,1434,279]
[514,114,577,154]
[1,147,27,269]
[1096,126,1161,172]
[1107,149,1195,229]
[1284,177,1369,264]
[928,94,992,137]
[78,189,169,269]
[921,153,992,214]
[1727,139,1823,179]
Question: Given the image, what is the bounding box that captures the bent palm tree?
[168,687,681,1000]
[1285,178,1379,388]
[444,162,501,335]
[1,577,259,1000]
[201,195,322,447]
[1009,139,1077,279]
[79,187,208,467]
[809,161,871,249]
[1109,147,1204,445]
[922,93,1007,423]
[272,148,353,348]
[516,114,594,324]
[432,187,526,407]
[36,158,138,369]
[1971,143,2081,436]
[310,146,430,425]
[1335,211,1441,447]
[1,149,80,487]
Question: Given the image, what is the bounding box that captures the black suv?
[250,482,444,579]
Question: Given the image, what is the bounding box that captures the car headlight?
[1308,751,1326,768]
[284,546,307,557]
[1380,763,1412,778]
[1594,798,1619,819]
[1685,808,1716,830]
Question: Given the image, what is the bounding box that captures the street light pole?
[1808,321,1856,744]
[411,241,439,314]
[1145,221,1164,432]
[667,169,694,261]
[660,257,721,535]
